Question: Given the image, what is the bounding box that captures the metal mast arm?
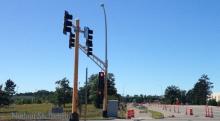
[79,44,106,71]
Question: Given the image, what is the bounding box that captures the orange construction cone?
[130,109,135,118]
[189,108,193,115]
[127,110,131,119]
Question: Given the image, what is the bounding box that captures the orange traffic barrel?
[131,109,135,117]
[189,108,193,115]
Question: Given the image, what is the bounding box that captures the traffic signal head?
[87,29,93,39]
[86,40,93,47]
[69,33,75,49]
[87,48,93,55]
[64,11,73,20]
[84,27,93,39]
[63,10,73,35]
[97,72,105,105]
[99,72,104,78]
[98,72,105,90]
[84,27,93,56]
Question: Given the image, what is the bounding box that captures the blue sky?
[0,0,220,95]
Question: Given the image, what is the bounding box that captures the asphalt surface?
[146,103,220,120]
[123,103,220,121]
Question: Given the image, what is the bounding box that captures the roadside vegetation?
[0,103,52,120]
[117,103,127,119]
[148,110,164,119]
[0,103,103,120]
[123,74,220,106]
[0,73,119,120]
[1,74,219,120]
[133,104,163,119]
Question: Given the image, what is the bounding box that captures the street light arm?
[101,4,108,67]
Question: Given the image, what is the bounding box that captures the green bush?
[217,101,220,106]
[35,99,42,104]
[148,110,164,119]
[22,99,32,104]
[208,99,217,106]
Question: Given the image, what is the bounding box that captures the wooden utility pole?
[71,19,80,121]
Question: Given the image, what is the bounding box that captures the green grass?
[134,105,148,113]
[0,103,53,113]
[0,103,53,119]
[148,110,164,119]
[63,103,104,119]
[78,104,103,119]
[0,103,105,120]
[117,107,126,119]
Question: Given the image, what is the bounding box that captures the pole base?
[69,112,79,121]
[102,110,108,118]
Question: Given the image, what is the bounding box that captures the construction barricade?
[185,107,193,116]
[173,105,180,113]
[205,106,213,118]
[127,109,135,119]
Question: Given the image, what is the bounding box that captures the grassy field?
[0,103,103,120]
[0,103,53,119]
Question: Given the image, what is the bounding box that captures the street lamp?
[100,3,108,117]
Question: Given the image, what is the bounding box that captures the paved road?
[126,103,152,120]
[6,118,220,121]
[88,119,220,121]
[120,103,220,121]
[146,103,220,120]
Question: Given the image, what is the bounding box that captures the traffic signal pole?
[63,9,109,119]
[70,19,80,121]
[103,65,108,117]
[101,4,108,117]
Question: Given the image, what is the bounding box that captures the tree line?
[0,73,119,109]
[119,74,219,106]
[164,74,219,106]
[122,95,162,103]
[1,73,219,108]
[0,79,16,106]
